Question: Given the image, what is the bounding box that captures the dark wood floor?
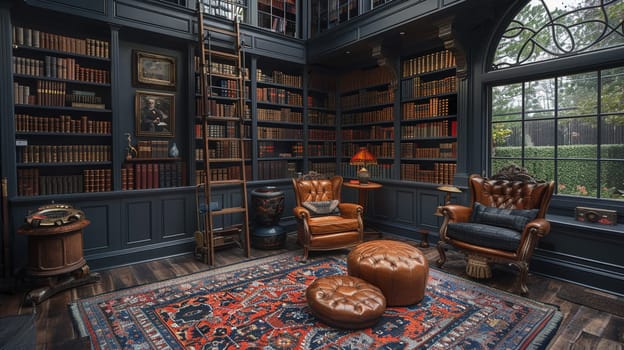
[1,233,623,349]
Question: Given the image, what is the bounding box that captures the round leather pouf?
[347,240,429,306]
[306,275,386,329]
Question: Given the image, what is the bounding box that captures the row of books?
[308,111,336,125]
[256,160,298,180]
[15,113,111,134]
[12,26,110,59]
[400,162,456,185]
[401,76,457,99]
[309,73,336,92]
[211,79,241,98]
[307,94,336,109]
[307,143,336,157]
[136,140,173,159]
[308,161,336,176]
[84,169,113,193]
[16,168,112,196]
[13,81,106,109]
[17,144,111,164]
[13,56,109,84]
[195,141,251,160]
[256,68,302,87]
[402,98,451,120]
[193,56,249,78]
[338,66,395,93]
[257,107,302,123]
[257,126,303,139]
[342,106,393,125]
[340,162,393,180]
[341,125,394,140]
[308,129,335,140]
[121,162,186,190]
[341,89,395,110]
[195,165,252,184]
[195,99,250,119]
[401,120,457,139]
[342,142,394,158]
[194,123,245,139]
[258,143,303,157]
[256,87,303,106]
[400,142,457,159]
[402,50,456,77]
[207,140,242,158]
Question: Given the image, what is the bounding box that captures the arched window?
[488,0,624,201]
[493,0,624,69]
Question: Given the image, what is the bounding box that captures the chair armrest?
[525,218,551,238]
[338,203,363,218]
[440,204,472,222]
[293,206,311,219]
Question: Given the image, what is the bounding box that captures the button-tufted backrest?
[292,175,343,206]
[469,174,555,218]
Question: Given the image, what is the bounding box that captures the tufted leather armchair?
[437,167,555,295]
[292,174,364,260]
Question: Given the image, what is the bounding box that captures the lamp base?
[357,168,370,184]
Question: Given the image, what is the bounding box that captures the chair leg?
[436,241,447,267]
[514,261,529,296]
[302,247,309,261]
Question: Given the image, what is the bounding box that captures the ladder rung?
[211,207,247,216]
[206,137,242,141]
[209,180,245,185]
[201,116,240,122]
[204,26,238,37]
[207,71,240,79]
[205,158,246,162]
[205,50,239,60]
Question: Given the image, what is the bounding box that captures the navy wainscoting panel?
[417,191,440,229]
[125,200,153,244]
[252,36,305,63]
[115,0,192,34]
[395,190,415,224]
[81,204,111,252]
[26,0,106,15]
[161,197,188,239]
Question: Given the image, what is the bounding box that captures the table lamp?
[350,147,377,184]
[434,185,462,216]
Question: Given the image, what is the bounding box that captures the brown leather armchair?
[437,166,555,295]
[292,174,364,260]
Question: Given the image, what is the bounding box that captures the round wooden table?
[343,181,383,237]
[18,219,99,303]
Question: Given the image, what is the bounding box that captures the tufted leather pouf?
[347,240,429,306]
[306,275,386,329]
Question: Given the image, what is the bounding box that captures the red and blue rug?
[70,252,562,349]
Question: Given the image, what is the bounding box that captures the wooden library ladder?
[195,2,251,265]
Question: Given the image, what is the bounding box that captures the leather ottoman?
[306,275,386,329]
[347,240,429,306]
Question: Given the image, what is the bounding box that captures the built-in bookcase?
[307,70,337,176]
[193,55,253,185]
[254,64,303,180]
[400,49,457,185]
[12,24,113,196]
[338,65,396,180]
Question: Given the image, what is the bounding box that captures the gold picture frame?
[134,50,176,89]
[135,90,175,138]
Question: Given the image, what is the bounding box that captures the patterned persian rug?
[70,252,562,349]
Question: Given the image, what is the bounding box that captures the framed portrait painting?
[135,90,175,138]
[133,50,176,89]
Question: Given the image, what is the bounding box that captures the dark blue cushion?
[302,200,340,217]
[447,222,521,251]
[471,202,538,232]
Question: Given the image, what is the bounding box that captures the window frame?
[482,0,624,206]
